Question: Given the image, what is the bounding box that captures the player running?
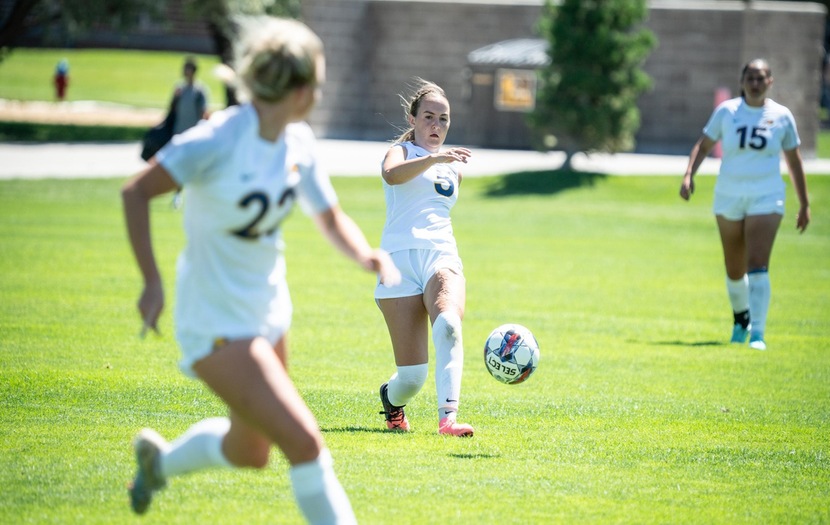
[122,17,399,523]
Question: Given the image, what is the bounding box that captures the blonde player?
[122,17,399,523]
[374,79,475,437]
[680,58,810,350]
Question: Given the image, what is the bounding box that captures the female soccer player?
[680,58,810,350]
[374,79,475,437]
[122,17,399,523]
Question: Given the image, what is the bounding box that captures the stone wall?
[302,0,826,156]
[640,1,826,154]
[305,0,542,143]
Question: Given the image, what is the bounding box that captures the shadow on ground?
[484,169,607,197]
[321,426,390,434]
[448,453,501,460]
[645,340,723,347]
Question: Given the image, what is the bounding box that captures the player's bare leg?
[377,295,430,431]
[194,337,356,523]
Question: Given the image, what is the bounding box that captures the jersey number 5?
[736,126,767,150]
[434,174,455,197]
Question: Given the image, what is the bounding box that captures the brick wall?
[306,0,541,143]
[640,1,825,154]
[303,0,826,156]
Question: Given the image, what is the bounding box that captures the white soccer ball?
[483,323,540,385]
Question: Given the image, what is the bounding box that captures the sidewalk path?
[3,139,830,180]
[3,98,829,179]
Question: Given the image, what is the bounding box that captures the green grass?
[1,172,828,524]
[0,48,225,110]
[817,126,830,159]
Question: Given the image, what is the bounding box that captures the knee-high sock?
[748,269,771,336]
[160,417,232,478]
[289,448,357,525]
[726,274,749,316]
[433,312,464,420]
[387,364,428,407]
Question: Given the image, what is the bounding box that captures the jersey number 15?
[736,126,767,150]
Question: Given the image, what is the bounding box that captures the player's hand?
[138,279,164,338]
[365,249,401,288]
[796,205,810,233]
[679,175,694,201]
[436,147,472,164]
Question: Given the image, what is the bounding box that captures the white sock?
[387,364,428,407]
[726,274,749,314]
[432,312,464,420]
[289,448,357,525]
[748,269,771,336]
[160,417,232,478]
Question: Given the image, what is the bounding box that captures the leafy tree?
[183,0,300,106]
[529,0,656,167]
[0,0,163,62]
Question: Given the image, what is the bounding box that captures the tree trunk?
[560,150,575,172]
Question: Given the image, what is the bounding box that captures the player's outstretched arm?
[382,145,471,185]
[313,205,401,287]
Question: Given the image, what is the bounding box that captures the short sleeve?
[290,124,338,215]
[781,110,801,151]
[157,120,219,186]
[702,103,728,142]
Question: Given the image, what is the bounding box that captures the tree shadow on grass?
[484,168,607,197]
[645,340,723,347]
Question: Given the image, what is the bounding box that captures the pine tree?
[529,0,657,167]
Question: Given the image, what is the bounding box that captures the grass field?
[0,171,828,524]
[0,48,225,110]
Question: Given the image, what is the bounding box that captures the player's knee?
[396,363,429,391]
[434,311,462,344]
[223,435,271,469]
[286,432,325,466]
[238,443,271,469]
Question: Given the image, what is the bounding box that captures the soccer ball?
[483,324,540,385]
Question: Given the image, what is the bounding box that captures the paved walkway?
[2,139,830,180]
[3,98,829,179]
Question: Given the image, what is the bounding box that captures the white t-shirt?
[703,97,800,196]
[157,103,337,341]
[380,141,460,254]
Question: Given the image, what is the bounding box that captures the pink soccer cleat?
[438,417,474,437]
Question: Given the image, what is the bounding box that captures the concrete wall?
[306,0,541,143]
[302,0,826,156]
[641,1,826,154]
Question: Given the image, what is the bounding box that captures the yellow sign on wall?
[495,69,537,112]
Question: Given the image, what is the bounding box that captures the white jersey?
[157,103,338,342]
[380,142,460,254]
[703,97,800,196]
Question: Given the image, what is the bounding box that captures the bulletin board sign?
[494,68,537,112]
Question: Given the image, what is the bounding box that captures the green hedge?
[0,121,146,142]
